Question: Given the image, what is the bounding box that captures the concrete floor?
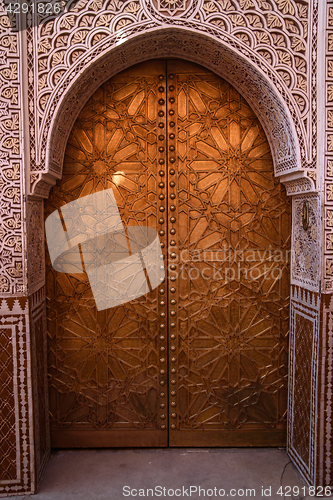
[9,448,322,500]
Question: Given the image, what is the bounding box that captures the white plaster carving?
[0,0,25,297]
[25,0,318,197]
[288,285,320,486]
[0,0,330,494]
[32,29,304,198]
[324,2,333,294]
[292,194,320,292]
[27,200,45,294]
[0,298,35,496]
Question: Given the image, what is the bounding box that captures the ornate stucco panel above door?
[24,0,318,197]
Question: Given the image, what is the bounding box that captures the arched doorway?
[45,59,291,448]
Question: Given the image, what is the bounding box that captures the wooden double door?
[45,59,291,448]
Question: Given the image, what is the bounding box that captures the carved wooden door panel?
[45,60,169,447]
[45,59,291,448]
[167,60,290,447]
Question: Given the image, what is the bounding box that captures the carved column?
[0,6,50,496]
[1,0,333,494]
[313,0,333,486]
[286,0,333,486]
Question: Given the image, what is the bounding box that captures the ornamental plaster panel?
[291,194,320,292]
[318,3,333,486]
[321,294,333,486]
[323,2,333,294]
[0,0,327,493]
[22,0,318,196]
[26,200,45,294]
[288,285,320,486]
[29,287,50,487]
[281,174,314,195]
[0,298,35,496]
[0,0,25,297]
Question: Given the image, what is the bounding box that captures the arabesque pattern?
[167,60,291,446]
[45,60,168,447]
[0,298,35,496]
[0,0,330,494]
[288,285,320,486]
[28,0,317,183]
[45,59,291,448]
[0,0,25,297]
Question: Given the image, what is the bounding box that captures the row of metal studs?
[168,74,178,430]
[157,72,178,430]
[157,74,168,430]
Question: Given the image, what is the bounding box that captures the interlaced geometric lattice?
[167,60,291,445]
[45,59,291,447]
[170,62,291,444]
[0,327,17,480]
[45,60,168,447]
[155,0,189,16]
[291,312,313,464]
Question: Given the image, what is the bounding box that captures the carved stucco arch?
[31,27,314,198]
